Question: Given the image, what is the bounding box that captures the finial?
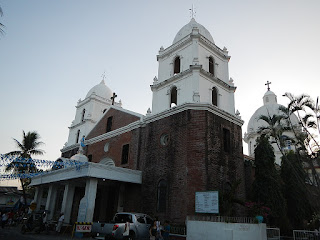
[101,71,106,84]
[189,4,196,19]
[265,81,271,91]
[153,76,158,83]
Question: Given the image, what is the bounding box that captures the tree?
[252,135,288,227]
[281,151,313,229]
[281,93,320,190]
[5,131,45,206]
[257,96,318,229]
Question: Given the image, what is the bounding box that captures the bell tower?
[151,18,236,115]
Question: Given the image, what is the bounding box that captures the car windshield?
[114,214,133,223]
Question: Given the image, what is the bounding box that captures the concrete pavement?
[0,225,94,240]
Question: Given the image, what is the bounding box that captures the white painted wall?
[152,23,235,116]
[187,221,267,240]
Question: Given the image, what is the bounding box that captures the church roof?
[247,90,299,134]
[173,18,214,44]
[85,80,113,100]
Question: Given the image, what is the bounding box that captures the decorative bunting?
[0,154,88,180]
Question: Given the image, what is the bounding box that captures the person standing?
[2,212,8,228]
[162,220,170,240]
[56,212,64,233]
[149,221,157,240]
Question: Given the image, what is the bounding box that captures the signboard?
[76,224,92,232]
[29,202,37,211]
[195,191,219,214]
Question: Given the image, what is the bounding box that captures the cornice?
[157,37,192,60]
[60,143,79,153]
[150,65,236,92]
[199,69,236,92]
[85,103,243,146]
[76,95,120,109]
[144,103,244,127]
[150,69,192,91]
[157,33,230,61]
[199,36,230,60]
[69,119,96,129]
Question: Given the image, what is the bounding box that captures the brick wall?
[85,107,246,225]
[136,109,245,224]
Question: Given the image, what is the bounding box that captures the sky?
[1,0,320,186]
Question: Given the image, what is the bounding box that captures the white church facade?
[30,18,246,226]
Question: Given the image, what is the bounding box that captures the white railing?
[187,215,255,223]
[293,230,319,240]
[267,228,280,240]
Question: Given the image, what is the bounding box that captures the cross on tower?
[111,92,117,105]
[101,71,106,81]
[189,4,196,19]
[265,81,272,91]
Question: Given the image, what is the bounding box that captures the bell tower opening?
[170,86,177,107]
[212,87,218,106]
[173,57,180,74]
[209,56,214,75]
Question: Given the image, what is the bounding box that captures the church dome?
[70,153,88,163]
[247,91,299,134]
[173,18,214,44]
[85,80,113,100]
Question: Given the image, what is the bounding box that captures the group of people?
[1,210,23,228]
[149,218,170,240]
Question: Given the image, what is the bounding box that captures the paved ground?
[0,225,94,240]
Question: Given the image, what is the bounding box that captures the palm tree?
[258,112,289,156]
[281,93,320,189]
[283,93,320,153]
[5,131,45,207]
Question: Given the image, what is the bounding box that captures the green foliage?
[281,151,313,229]
[5,130,44,205]
[252,135,287,225]
[219,179,244,216]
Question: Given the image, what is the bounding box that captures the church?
[30,18,246,226]
[244,84,300,166]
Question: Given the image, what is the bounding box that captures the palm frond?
[6,150,22,156]
[29,149,45,155]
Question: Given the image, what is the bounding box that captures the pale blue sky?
[1,0,320,180]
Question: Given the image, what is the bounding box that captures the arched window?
[212,87,218,106]
[170,86,177,107]
[106,116,113,133]
[76,130,80,143]
[209,56,214,75]
[173,56,180,74]
[81,109,86,122]
[157,180,167,212]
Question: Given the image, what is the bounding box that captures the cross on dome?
[101,71,106,82]
[189,4,196,19]
[265,81,271,91]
